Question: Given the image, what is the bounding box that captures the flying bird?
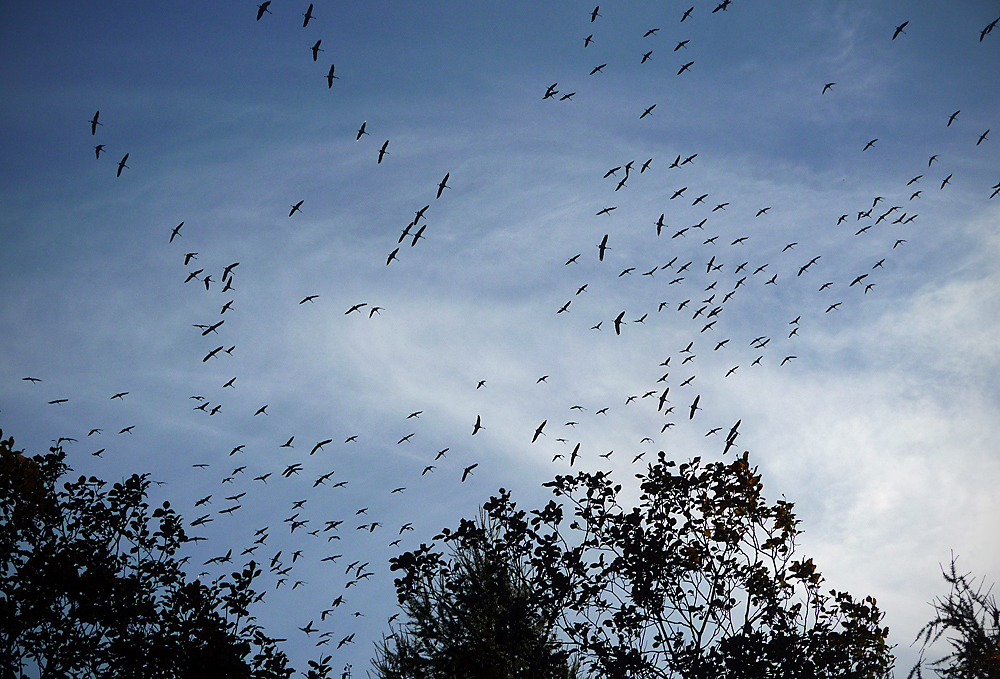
[289,200,303,216]
[462,464,478,482]
[378,140,389,163]
[613,311,625,335]
[436,172,450,198]
[689,395,701,419]
[678,61,694,75]
[325,64,339,87]
[302,3,314,26]
[597,234,609,261]
[356,121,368,140]
[590,5,600,22]
[472,415,484,435]
[892,21,908,40]
[822,82,835,94]
[89,111,102,135]
[386,248,399,265]
[256,2,271,20]
[116,153,129,177]
[311,40,323,61]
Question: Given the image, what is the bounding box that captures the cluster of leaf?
[387,451,895,679]
[909,557,1000,679]
[374,508,582,679]
[0,430,293,679]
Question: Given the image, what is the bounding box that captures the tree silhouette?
[909,556,1000,679]
[388,451,895,678]
[0,430,293,679]
[375,511,582,679]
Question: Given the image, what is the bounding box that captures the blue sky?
[2,0,998,674]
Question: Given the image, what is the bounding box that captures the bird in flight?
[640,104,656,119]
[436,172,450,198]
[863,139,878,151]
[289,200,303,216]
[892,21,909,40]
[462,464,479,482]
[597,234,609,261]
[678,61,694,75]
[89,111,102,135]
[256,2,271,20]
[822,82,835,94]
[169,222,184,242]
[682,7,694,21]
[590,5,600,22]
[689,395,701,419]
[378,140,390,163]
[311,40,323,61]
[614,311,625,335]
[947,110,960,127]
[302,3,315,27]
[590,64,607,75]
[981,17,999,41]
[116,153,129,177]
[356,121,368,140]
[472,415,484,435]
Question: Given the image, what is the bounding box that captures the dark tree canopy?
[0,430,293,679]
[387,451,895,679]
[909,557,1000,679]
[374,511,581,679]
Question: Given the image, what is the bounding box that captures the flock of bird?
[13,2,999,676]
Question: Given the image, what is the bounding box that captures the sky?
[1,0,998,674]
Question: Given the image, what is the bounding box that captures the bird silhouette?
[436,172,450,198]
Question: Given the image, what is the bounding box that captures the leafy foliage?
[909,556,1000,679]
[388,451,895,678]
[375,510,582,679]
[0,430,293,679]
